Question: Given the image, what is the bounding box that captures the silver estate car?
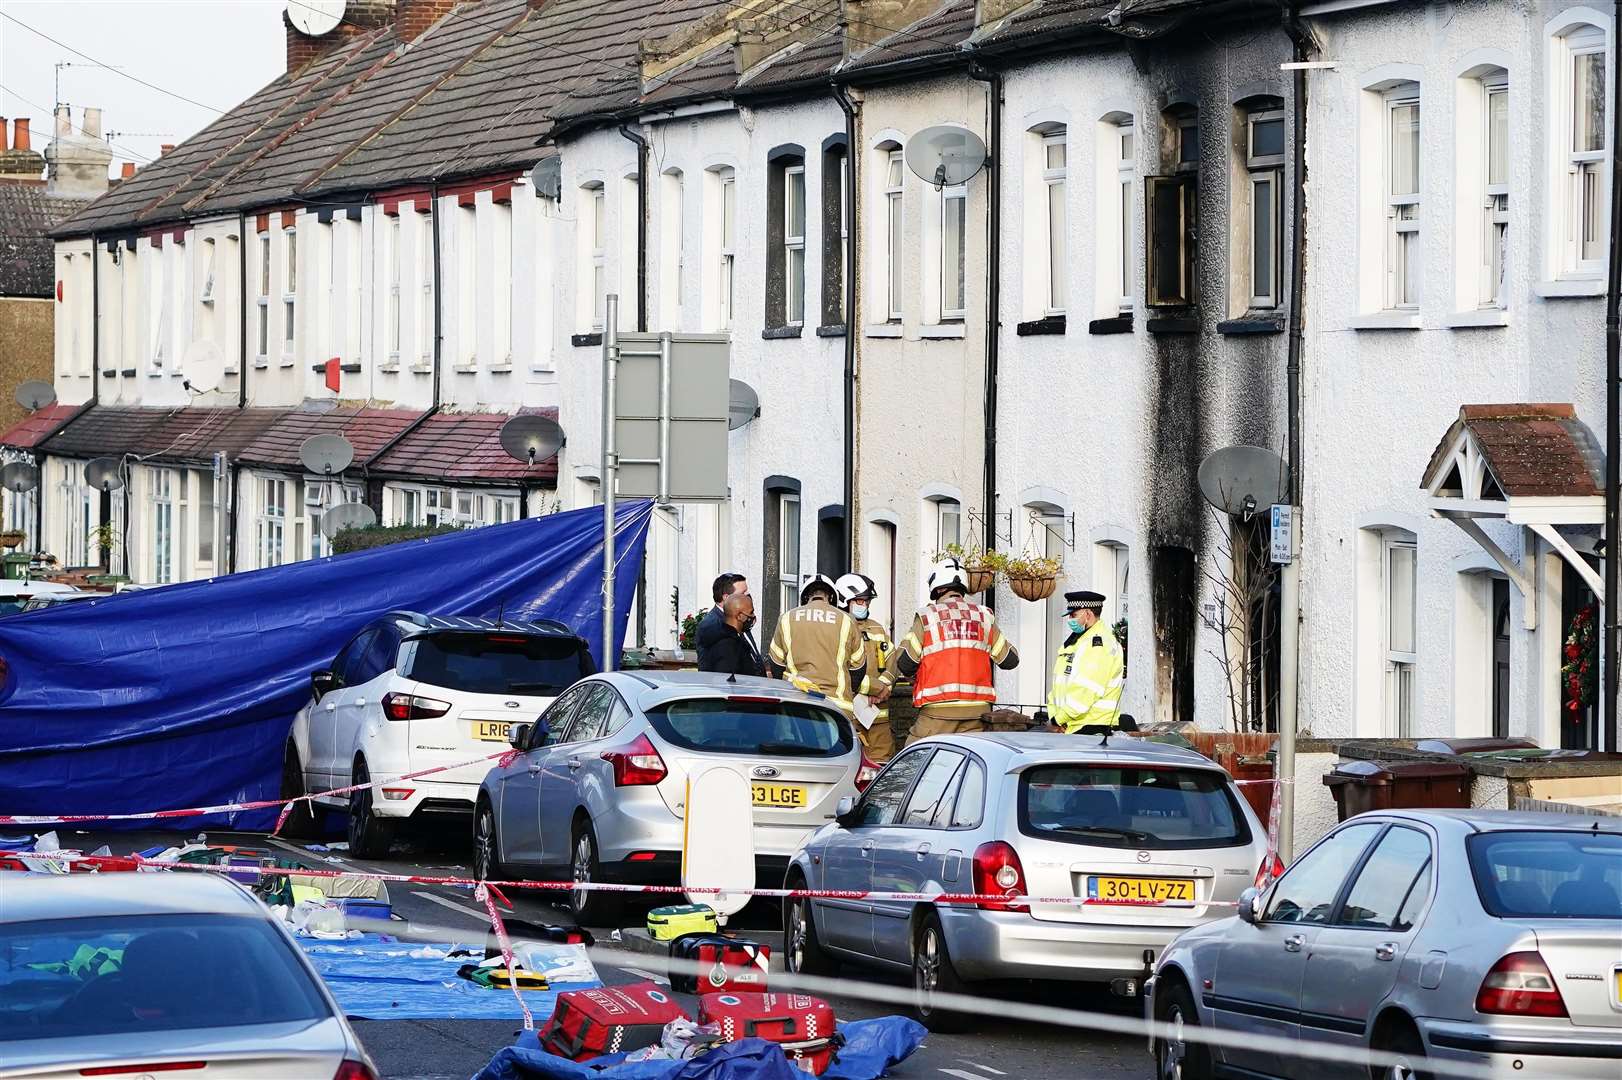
[781,731,1269,1030]
[0,873,377,1080]
[474,670,872,925]
[1148,809,1622,1080]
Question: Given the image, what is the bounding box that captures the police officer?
[834,572,897,762]
[767,574,867,715]
[1047,590,1125,735]
[892,558,1018,745]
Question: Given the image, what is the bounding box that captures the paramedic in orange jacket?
[892,558,1019,745]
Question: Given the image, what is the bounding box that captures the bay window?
[258,476,286,568]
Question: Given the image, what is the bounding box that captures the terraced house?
[9,0,1618,747]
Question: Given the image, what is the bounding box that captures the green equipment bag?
[646,903,718,941]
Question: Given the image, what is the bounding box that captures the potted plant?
[938,543,1004,594]
[1004,553,1063,602]
[0,529,24,550]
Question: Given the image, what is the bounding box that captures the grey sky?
[1,1,284,174]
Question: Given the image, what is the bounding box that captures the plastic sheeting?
[0,502,653,830]
[471,1017,928,1080]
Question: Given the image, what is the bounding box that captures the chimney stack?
[46,105,113,199]
[0,116,46,186]
[13,118,30,152]
[286,0,394,73]
[0,117,9,152]
[396,0,456,43]
[160,143,175,156]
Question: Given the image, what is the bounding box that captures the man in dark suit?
[695,573,748,669]
[700,592,765,676]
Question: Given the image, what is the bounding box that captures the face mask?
[850,604,870,621]
[742,614,756,630]
[1066,617,1084,635]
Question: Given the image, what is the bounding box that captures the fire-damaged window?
[1146,173,1197,307]
[765,144,806,332]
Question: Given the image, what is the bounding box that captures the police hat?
[1064,590,1106,613]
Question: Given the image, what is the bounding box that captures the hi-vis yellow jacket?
[767,598,867,712]
[1049,621,1124,732]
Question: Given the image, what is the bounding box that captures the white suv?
[283,611,594,856]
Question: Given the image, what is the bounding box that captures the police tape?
[22,849,1242,909]
[0,748,521,827]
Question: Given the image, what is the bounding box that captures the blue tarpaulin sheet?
[0,502,653,830]
[471,1017,927,1080]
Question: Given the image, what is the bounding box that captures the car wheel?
[473,799,504,882]
[1154,977,1213,1080]
[1370,1018,1430,1080]
[783,878,839,977]
[278,744,318,839]
[911,912,974,1033]
[568,820,621,927]
[347,761,397,859]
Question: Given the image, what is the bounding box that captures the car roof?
[1365,808,1622,833]
[595,670,842,711]
[926,730,1227,769]
[0,581,79,596]
[0,871,265,924]
[387,611,583,641]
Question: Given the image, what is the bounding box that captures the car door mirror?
[310,669,337,701]
[834,795,859,827]
[532,719,551,746]
[1237,886,1264,925]
[508,723,531,750]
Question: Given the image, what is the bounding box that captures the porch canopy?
[1421,404,1604,618]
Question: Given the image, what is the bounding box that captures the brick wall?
[0,297,53,433]
[396,0,457,43]
[285,1,396,73]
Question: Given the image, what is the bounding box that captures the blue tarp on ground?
[0,502,653,830]
[471,1017,928,1080]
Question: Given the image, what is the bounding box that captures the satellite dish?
[905,125,988,188]
[14,381,55,411]
[300,434,354,476]
[1197,445,1288,519]
[84,457,124,492]
[528,156,562,200]
[285,0,345,36]
[320,500,377,539]
[0,462,38,493]
[728,379,760,430]
[499,414,565,466]
[182,339,223,370]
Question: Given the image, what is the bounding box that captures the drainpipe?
[967,59,1003,601]
[1603,0,1621,751]
[833,83,859,565]
[619,124,649,333]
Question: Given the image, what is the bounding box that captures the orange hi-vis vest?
[910,599,1000,707]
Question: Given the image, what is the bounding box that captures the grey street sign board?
[612,332,730,501]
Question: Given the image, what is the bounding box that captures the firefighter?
[834,572,897,762]
[893,558,1019,745]
[766,574,867,715]
[1047,590,1125,734]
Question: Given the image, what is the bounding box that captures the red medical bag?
[540,982,688,1060]
[698,991,840,1075]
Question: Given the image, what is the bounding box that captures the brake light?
[855,754,880,792]
[602,733,667,786]
[627,851,658,862]
[81,1065,206,1077]
[486,634,530,644]
[972,841,1029,912]
[332,1062,381,1080]
[727,695,780,704]
[1253,850,1285,890]
[381,692,451,721]
[1476,951,1569,1018]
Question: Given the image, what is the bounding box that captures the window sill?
[253,359,269,371]
[1016,314,1066,336]
[1216,312,1286,335]
[1533,278,1605,299]
[146,368,165,378]
[762,324,803,340]
[100,369,115,378]
[1147,315,1199,335]
[199,296,214,306]
[815,323,847,338]
[279,357,296,368]
[120,368,137,377]
[1443,308,1509,329]
[222,366,240,376]
[379,363,400,374]
[170,369,187,378]
[919,322,965,339]
[454,363,477,375]
[571,332,603,347]
[410,363,432,375]
[1347,312,1421,331]
[1087,313,1134,335]
[490,363,513,374]
[865,322,903,339]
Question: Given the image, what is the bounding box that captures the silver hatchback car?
[782,731,1268,1030]
[474,671,871,925]
[1148,809,1622,1080]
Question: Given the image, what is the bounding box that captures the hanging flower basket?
[964,563,998,594]
[1007,571,1058,602]
[937,544,1004,595]
[0,530,24,550]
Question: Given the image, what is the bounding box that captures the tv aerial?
[285,0,345,36]
[905,125,989,188]
[14,381,56,411]
[320,500,377,539]
[498,414,565,467]
[1197,445,1288,521]
[1,462,39,493]
[728,379,760,431]
[299,434,354,477]
[84,457,124,492]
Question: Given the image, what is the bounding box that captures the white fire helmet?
[925,558,969,599]
[834,573,877,606]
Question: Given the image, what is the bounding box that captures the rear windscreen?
[648,699,852,757]
[1019,765,1250,850]
[0,912,330,1041]
[405,632,588,695]
[1468,830,1622,919]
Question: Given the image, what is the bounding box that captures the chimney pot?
[0,117,9,152]
[160,143,175,156]
[84,107,102,139]
[14,118,31,152]
[120,161,135,179]
[55,105,71,139]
